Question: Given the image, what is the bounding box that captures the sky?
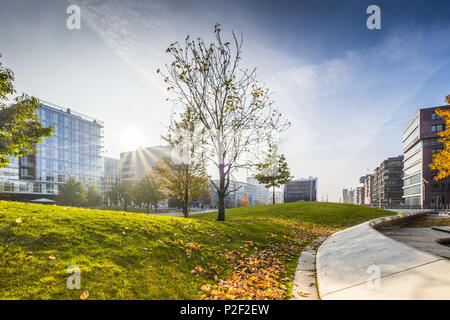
[1,0,450,201]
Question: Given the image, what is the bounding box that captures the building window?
[405,196,421,206]
[431,113,443,120]
[431,195,445,206]
[431,124,445,132]
[432,183,450,192]
[431,148,443,154]
[404,184,421,196]
[404,173,421,187]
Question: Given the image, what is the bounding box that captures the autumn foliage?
[429,95,450,180]
[240,194,250,207]
[199,221,337,300]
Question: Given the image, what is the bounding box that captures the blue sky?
[0,0,449,201]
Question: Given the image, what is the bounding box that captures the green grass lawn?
[88,206,179,214]
[0,200,393,300]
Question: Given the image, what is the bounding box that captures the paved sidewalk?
[316,212,450,299]
[381,227,450,258]
[291,237,326,300]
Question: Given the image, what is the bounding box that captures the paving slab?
[324,260,450,300]
[291,237,325,300]
[316,212,450,300]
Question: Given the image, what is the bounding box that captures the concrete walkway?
[381,227,450,258]
[291,237,326,300]
[316,212,450,299]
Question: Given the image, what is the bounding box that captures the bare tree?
[159,24,290,221]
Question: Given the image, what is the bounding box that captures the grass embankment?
[88,206,179,214]
[0,201,392,300]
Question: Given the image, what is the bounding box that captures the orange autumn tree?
[240,194,250,207]
[429,95,450,180]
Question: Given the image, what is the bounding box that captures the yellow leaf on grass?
[80,291,89,300]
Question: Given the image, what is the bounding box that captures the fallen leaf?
[80,291,89,300]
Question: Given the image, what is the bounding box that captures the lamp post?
[422,177,429,210]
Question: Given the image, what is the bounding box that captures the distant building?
[352,186,364,205]
[284,177,317,203]
[210,178,283,208]
[342,188,351,203]
[402,105,450,208]
[0,100,104,201]
[362,174,374,205]
[104,157,120,192]
[120,146,171,182]
[371,155,404,207]
[348,188,354,204]
[246,177,283,205]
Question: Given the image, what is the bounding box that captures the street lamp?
[422,177,429,210]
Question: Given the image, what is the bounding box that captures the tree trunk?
[273,186,276,205]
[183,183,189,218]
[217,175,226,221]
[147,202,150,214]
[183,204,189,218]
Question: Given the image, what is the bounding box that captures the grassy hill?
[0,200,393,300]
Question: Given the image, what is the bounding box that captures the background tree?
[121,181,135,211]
[106,185,120,206]
[255,148,292,204]
[0,54,53,167]
[168,195,182,208]
[154,107,210,217]
[56,177,87,207]
[198,190,212,207]
[133,171,166,213]
[240,194,250,207]
[160,24,289,221]
[429,95,450,180]
[86,185,101,207]
[154,157,209,217]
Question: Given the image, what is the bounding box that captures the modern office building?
[246,177,283,205]
[0,100,104,201]
[342,188,350,203]
[284,177,317,203]
[362,174,374,205]
[120,146,171,182]
[352,186,364,205]
[371,155,404,207]
[210,178,283,208]
[348,188,354,204]
[104,157,120,192]
[402,105,450,208]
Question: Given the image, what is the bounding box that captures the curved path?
[316,211,450,299]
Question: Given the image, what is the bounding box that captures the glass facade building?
[402,105,450,208]
[210,178,283,208]
[284,177,317,203]
[104,157,120,192]
[0,100,104,200]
